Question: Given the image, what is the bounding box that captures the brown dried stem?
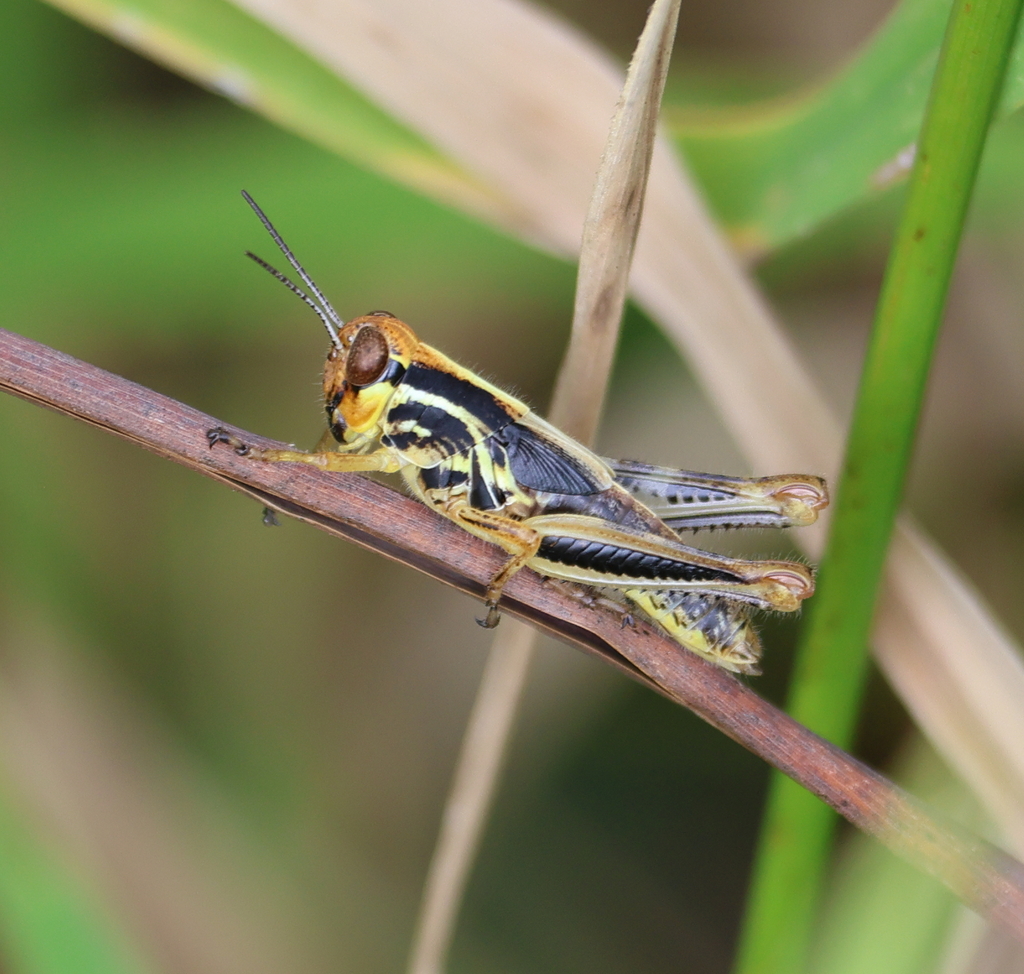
[548,0,680,445]
[405,621,535,974]
[407,6,682,971]
[3,326,1024,939]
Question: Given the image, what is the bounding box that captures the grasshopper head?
[235,195,419,446]
[324,312,418,444]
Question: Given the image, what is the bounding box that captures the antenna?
[244,251,340,344]
[241,191,342,347]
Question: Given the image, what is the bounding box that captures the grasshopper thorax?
[325,312,418,443]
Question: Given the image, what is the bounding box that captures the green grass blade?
[672,0,1024,254]
[809,738,969,974]
[0,774,148,974]
[733,1,1024,973]
[39,0,511,228]
[41,0,1024,261]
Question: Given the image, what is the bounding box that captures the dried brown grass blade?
[548,0,680,444]
[405,622,534,974]
[220,0,1024,856]
[406,5,679,970]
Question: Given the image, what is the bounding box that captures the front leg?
[206,427,403,473]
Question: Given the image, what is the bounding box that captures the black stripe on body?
[402,362,513,432]
[416,449,505,511]
[490,422,602,495]
[419,463,469,492]
[537,536,742,583]
[470,450,504,510]
[383,400,478,457]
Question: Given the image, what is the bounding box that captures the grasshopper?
[208,194,828,674]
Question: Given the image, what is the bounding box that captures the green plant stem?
[733,1,1024,973]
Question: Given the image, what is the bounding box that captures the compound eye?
[346,325,390,386]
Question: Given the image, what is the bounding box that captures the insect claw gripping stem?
[206,426,251,456]
[476,604,502,629]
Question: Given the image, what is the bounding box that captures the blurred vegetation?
[739,2,1024,970]
[1,1,1024,973]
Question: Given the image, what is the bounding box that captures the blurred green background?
[1,0,1023,972]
